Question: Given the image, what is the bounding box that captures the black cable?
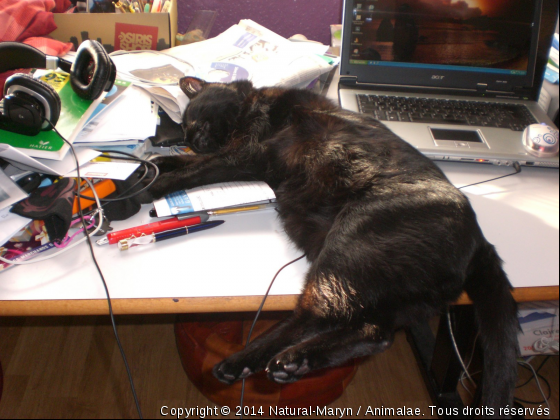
[516,356,551,388]
[458,161,522,190]
[75,151,159,202]
[239,254,306,419]
[514,358,552,404]
[46,120,144,419]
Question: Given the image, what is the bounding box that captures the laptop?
[338,0,559,168]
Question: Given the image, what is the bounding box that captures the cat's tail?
[463,241,519,416]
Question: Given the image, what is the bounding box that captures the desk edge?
[0,287,557,316]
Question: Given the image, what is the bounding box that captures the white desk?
[0,74,558,316]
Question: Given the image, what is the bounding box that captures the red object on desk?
[105,216,204,245]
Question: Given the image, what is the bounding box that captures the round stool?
[175,316,359,410]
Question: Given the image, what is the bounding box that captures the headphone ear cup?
[70,40,116,101]
[4,73,61,130]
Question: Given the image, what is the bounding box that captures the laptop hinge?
[339,75,358,85]
[476,83,487,92]
[340,78,527,98]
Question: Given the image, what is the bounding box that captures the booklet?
[153,180,276,217]
[0,70,105,161]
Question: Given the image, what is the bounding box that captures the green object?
[0,71,96,160]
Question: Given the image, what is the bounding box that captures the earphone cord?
[239,254,306,419]
[46,120,144,419]
[458,161,522,190]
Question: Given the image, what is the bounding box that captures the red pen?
[96,214,209,245]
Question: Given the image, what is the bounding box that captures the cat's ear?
[179,77,207,99]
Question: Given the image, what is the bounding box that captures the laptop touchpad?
[429,128,489,149]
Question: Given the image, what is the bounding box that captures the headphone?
[0,40,116,136]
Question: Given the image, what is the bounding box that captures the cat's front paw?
[266,352,311,384]
[146,173,182,200]
[213,358,255,385]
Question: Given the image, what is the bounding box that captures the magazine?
[111,20,335,123]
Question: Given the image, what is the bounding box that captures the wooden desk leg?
[407,306,478,418]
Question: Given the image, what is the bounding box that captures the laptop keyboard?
[357,94,537,131]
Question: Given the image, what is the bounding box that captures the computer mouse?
[522,123,559,158]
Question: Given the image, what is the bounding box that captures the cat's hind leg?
[266,323,393,384]
[212,313,333,384]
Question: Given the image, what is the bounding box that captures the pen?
[149,202,276,218]
[177,203,277,220]
[96,214,209,245]
[118,220,225,250]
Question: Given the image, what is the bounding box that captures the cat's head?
[179,76,253,153]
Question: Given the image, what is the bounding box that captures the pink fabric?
[0,0,57,42]
[0,0,74,97]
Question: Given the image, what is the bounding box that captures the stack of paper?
[75,82,158,146]
[111,20,336,123]
[0,168,31,249]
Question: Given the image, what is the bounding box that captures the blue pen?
[117,220,224,250]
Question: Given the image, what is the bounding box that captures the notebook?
[338,0,559,168]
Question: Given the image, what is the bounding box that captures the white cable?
[533,337,560,353]
[517,360,551,419]
[447,309,477,388]
[0,178,104,265]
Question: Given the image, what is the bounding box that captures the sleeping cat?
[147,76,519,414]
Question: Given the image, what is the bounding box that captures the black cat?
[147,76,519,414]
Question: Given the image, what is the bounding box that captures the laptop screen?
[341,0,543,92]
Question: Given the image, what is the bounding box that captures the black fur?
[148,77,519,415]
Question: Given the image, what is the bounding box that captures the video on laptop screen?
[348,0,539,76]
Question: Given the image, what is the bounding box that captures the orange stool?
[175,314,359,410]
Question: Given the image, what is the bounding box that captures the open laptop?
[338,0,559,168]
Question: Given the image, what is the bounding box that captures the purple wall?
[177,0,343,46]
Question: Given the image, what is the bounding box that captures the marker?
[96,214,209,245]
[118,220,225,250]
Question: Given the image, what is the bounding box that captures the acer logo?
[432,75,445,80]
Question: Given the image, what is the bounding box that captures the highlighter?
[72,179,116,215]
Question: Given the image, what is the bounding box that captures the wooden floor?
[0,313,557,419]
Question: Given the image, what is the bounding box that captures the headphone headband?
[0,42,72,74]
[0,40,115,136]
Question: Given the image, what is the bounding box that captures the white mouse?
[522,123,559,158]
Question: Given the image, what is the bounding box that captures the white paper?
[75,86,158,143]
[0,168,28,212]
[111,20,334,122]
[0,207,31,247]
[64,161,140,180]
[153,181,276,217]
[0,145,101,176]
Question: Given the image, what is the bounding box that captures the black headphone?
[0,40,116,136]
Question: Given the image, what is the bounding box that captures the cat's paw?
[213,359,255,385]
[149,155,187,174]
[144,173,179,200]
[266,352,311,384]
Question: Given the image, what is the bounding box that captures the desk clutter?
[0,18,335,271]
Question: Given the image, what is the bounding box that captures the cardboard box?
[517,301,559,356]
[50,1,178,53]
